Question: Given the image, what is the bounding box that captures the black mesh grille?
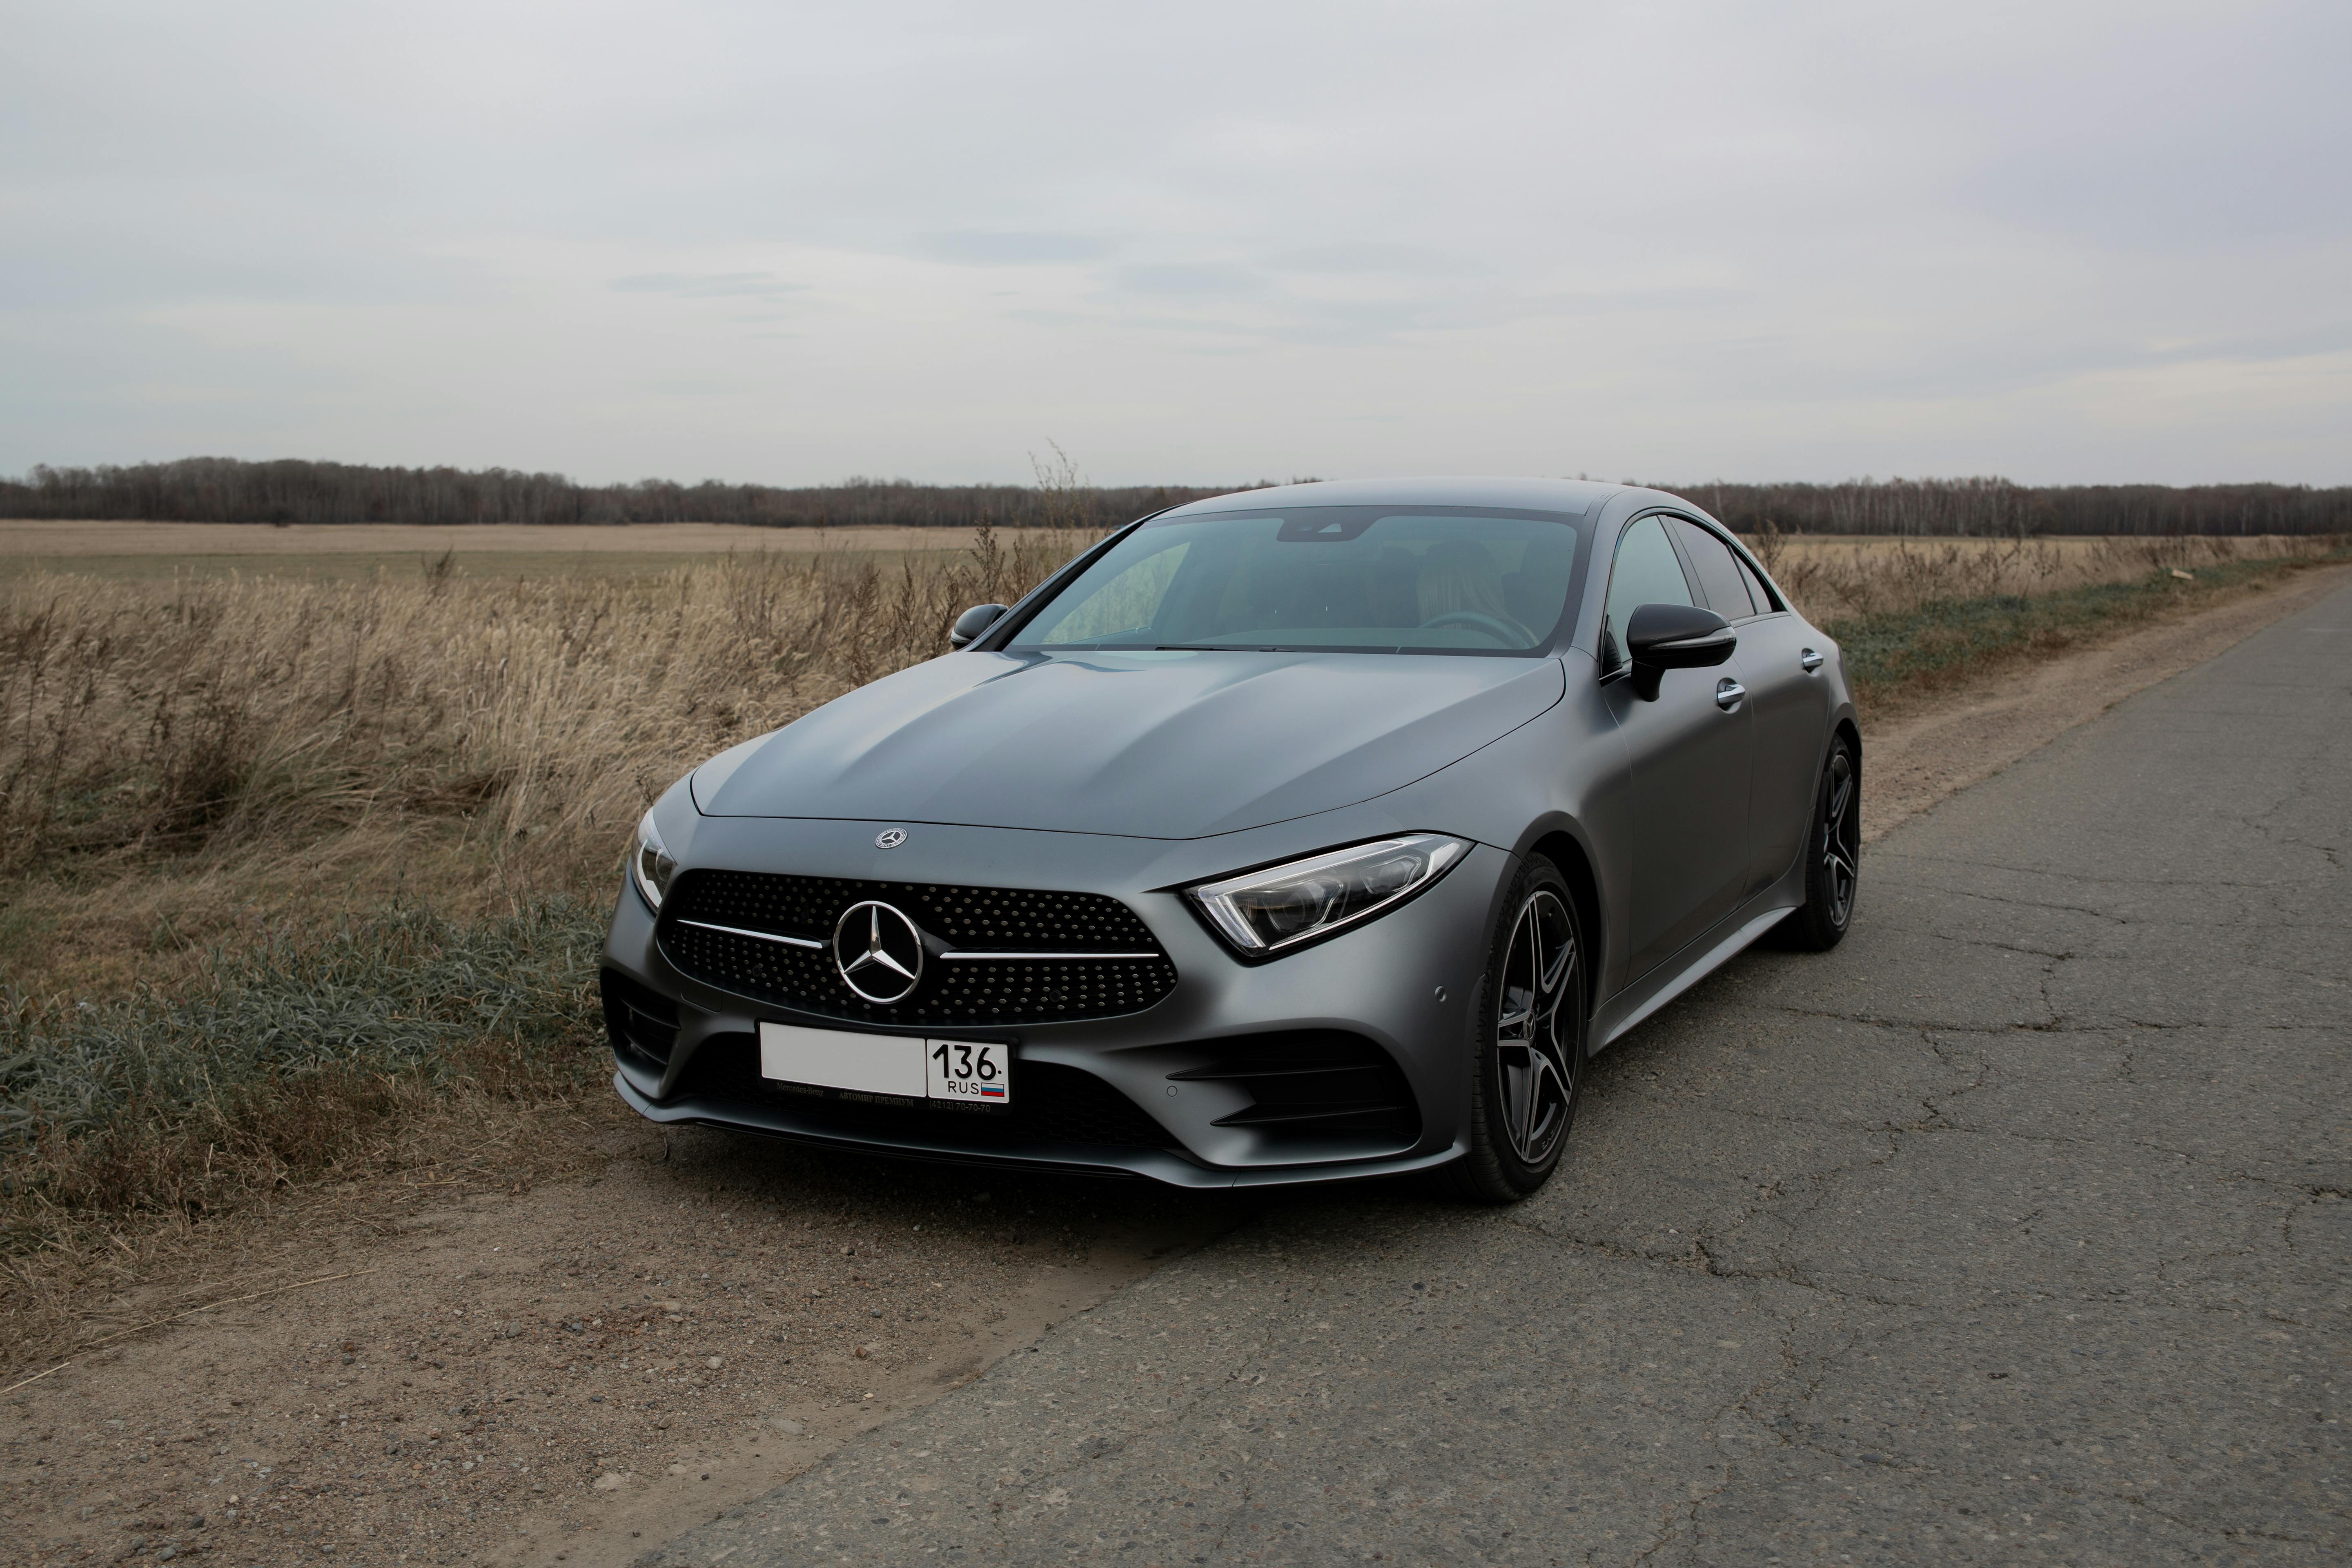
[601,968,680,1066]
[659,871,1177,1028]
[1170,1031,1420,1144]
[671,1033,1173,1151]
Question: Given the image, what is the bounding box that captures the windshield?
[1005,505,1589,655]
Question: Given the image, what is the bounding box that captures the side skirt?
[1590,903,1796,1052]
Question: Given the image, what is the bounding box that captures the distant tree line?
[2,458,2345,536]
[0,458,1231,531]
[1668,477,2352,537]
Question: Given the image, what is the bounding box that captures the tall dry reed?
[0,528,1080,909]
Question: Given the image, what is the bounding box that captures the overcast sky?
[4,0,2345,486]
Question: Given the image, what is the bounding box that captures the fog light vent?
[600,969,680,1065]
[1169,1031,1419,1143]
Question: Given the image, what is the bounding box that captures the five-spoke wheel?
[1495,887,1578,1167]
[1784,732,1861,951]
[1445,855,1588,1202]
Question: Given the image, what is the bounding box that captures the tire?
[1439,855,1590,1204]
[1781,732,1860,952]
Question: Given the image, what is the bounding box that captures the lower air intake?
[1169,1031,1420,1145]
[601,969,680,1066]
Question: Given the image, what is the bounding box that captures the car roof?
[1156,476,1629,519]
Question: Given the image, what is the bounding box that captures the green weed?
[0,899,606,1232]
[1825,551,2347,701]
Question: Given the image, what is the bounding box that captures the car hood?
[695,649,1565,839]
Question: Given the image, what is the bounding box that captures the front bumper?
[601,815,1510,1188]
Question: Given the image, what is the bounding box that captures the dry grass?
[0,527,1078,928]
[1741,531,2331,622]
[0,528,1085,1296]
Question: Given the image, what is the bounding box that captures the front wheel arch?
[1517,824,1606,1023]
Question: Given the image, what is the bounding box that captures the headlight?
[631,810,677,910]
[1187,834,1470,956]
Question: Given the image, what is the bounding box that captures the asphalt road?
[645,582,2350,1566]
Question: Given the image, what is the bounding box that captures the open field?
[0,521,1075,585]
[4,515,2328,602]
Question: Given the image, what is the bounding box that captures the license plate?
[757,1022,1013,1107]
[925,1037,1011,1104]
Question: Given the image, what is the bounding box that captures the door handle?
[1715,678,1746,711]
[1800,648,1824,673]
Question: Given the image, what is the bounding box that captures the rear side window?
[1734,553,1779,613]
[1601,515,1695,671]
[1668,518,1757,619]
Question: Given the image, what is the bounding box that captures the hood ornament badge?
[833,901,925,1004]
[875,828,907,849]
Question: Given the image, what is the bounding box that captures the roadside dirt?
[5,555,2343,1568]
[0,1127,1242,1568]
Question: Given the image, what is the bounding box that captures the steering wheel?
[1419,610,1525,645]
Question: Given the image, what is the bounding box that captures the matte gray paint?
[602,478,1855,1186]
[695,648,1567,840]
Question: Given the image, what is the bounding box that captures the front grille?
[659,871,1178,1028]
[671,1033,1173,1152]
[601,969,680,1065]
[1169,1031,1420,1144]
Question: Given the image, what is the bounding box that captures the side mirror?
[1625,603,1735,701]
[950,602,1009,650]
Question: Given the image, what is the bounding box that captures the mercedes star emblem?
[874,828,907,849]
[833,900,925,1003]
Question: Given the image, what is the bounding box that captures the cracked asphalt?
[641,584,2350,1565]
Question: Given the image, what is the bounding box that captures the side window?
[1668,518,1757,619]
[1601,516,1695,672]
[1734,553,1779,613]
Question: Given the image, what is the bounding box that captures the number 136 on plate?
[928,1039,1011,1104]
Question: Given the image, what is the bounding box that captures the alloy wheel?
[1495,888,1579,1166]
[1822,750,1859,928]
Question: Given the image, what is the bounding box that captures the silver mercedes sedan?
[600,478,1858,1200]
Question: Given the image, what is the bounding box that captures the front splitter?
[612,1071,1463,1191]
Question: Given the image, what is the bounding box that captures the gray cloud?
[1265,244,1472,277]
[2,0,2345,484]
[918,232,1113,265]
[610,273,807,301]
[1112,264,1268,298]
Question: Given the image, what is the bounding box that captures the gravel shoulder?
[5,561,2343,1568]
